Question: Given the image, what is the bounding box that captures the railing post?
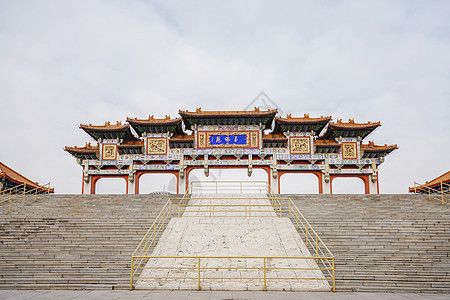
[263,257,267,291]
[441,182,444,206]
[34,187,37,202]
[153,224,156,246]
[130,257,134,291]
[9,190,12,213]
[198,257,201,291]
[414,181,417,193]
[23,183,26,207]
[315,236,319,263]
[288,200,291,218]
[332,257,336,292]
[306,223,309,247]
[428,187,431,201]
[145,235,148,262]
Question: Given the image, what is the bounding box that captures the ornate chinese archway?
[65,109,397,195]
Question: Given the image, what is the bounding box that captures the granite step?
[0,193,449,293]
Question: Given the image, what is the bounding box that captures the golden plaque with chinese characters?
[147,138,167,155]
[341,142,357,159]
[290,137,311,154]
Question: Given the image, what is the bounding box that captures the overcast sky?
[0,0,449,194]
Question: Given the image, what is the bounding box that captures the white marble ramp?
[183,194,277,217]
[136,194,330,291]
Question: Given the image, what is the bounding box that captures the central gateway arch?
[65,108,397,194]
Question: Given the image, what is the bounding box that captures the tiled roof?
[118,141,144,148]
[328,119,381,130]
[79,121,138,141]
[179,107,277,118]
[320,119,381,140]
[409,171,450,193]
[0,162,54,193]
[361,141,398,152]
[79,121,130,131]
[314,140,340,147]
[170,135,194,142]
[275,114,331,124]
[64,143,99,154]
[262,134,287,141]
[127,115,181,125]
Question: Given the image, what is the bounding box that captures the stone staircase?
[0,193,449,293]
[0,194,171,290]
[289,194,450,294]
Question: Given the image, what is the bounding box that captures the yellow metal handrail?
[0,182,51,214]
[412,181,450,206]
[132,255,334,291]
[171,196,282,217]
[130,181,335,292]
[189,180,270,194]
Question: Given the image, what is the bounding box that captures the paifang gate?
[65,108,397,194]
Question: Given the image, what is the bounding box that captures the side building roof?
[409,171,450,193]
[0,162,54,193]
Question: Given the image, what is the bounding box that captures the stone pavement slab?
[0,290,449,299]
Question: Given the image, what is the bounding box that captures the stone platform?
[136,194,330,291]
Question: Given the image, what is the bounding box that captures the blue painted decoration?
[209,134,247,146]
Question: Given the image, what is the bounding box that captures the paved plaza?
[0,290,448,299]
